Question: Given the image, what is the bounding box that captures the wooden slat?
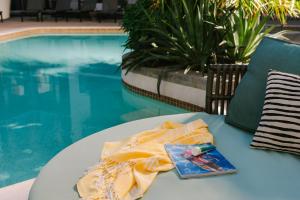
[233,67,239,90]
[227,66,233,96]
[206,64,247,115]
[220,68,227,114]
[205,68,214,113]
[214,67,221,114]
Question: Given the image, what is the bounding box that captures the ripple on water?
[0,172,10,181]
[22,149,33,154]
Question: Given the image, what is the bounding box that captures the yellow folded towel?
[77,119,213,200]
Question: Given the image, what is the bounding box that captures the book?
[165,143,237,178]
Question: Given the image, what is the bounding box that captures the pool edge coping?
[0,178,35,200]
[0,26,124,42]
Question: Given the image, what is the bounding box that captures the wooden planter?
[205,64,248,115]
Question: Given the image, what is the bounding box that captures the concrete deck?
[0,179,35,200]
[0,18,123,41]
[0,17,121,31]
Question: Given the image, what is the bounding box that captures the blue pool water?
[0,35,186,187]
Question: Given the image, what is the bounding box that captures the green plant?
[221,8,273,63]
[122,0,230,72]
[122,0,233,94]
[216,0,300,63]
[121,0,300,94]
[122,0,159,50]
[231,0,300,24]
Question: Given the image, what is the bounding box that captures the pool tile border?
[0,27,124,42]
[122,80,204,112]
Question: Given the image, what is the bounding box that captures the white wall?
[0,0,11,19]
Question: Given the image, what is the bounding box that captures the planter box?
[0,0,11,19]
[122,64,248,113]
[122,67,207,110]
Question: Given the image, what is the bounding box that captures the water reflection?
[0,35,186,187]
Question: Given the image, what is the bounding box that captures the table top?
[29,112,300,200]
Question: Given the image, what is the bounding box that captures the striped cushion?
[251,70,300,155]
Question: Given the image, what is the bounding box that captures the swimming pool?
[0,35,186,188]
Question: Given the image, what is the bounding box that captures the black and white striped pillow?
[251,70,300,155]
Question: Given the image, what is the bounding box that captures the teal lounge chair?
[29,112,300,200]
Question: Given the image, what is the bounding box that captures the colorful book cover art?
[165,144,237,178]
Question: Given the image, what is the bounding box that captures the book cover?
[165,143,237,178]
